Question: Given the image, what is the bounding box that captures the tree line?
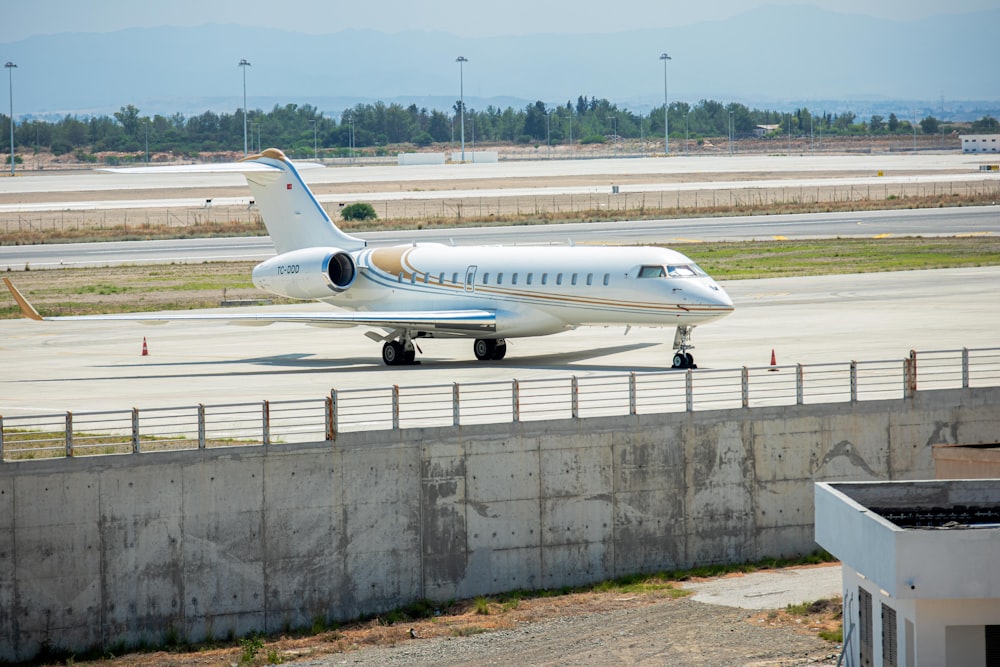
[3,97,998,162]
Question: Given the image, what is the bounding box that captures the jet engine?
[252,247,357,300]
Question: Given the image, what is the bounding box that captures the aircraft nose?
[711,283,734,308]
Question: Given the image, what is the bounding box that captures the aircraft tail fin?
[240,148,366,254]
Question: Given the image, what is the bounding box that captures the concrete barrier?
[1,386,997,661]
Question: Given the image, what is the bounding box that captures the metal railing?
[2,347,998,463]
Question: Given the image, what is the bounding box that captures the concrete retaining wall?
[1,386,997,660]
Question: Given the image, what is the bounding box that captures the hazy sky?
[3,0,997,42]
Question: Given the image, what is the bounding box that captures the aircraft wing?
[4,278,494,334]
[45,310,496,334]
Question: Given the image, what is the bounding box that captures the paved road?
[3,206,998,269]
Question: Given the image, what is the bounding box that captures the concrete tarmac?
[2,266,997,416]
[683,564,843,610]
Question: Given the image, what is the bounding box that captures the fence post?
[571,376,580,419]
[324,396,335,441]
[741,367,749,408]
[629,372,637,415]
[132,407,141,454]
[850,361,858,402]
[198,404,206,449]
[330,390,339,439]
[512,379,520,422]
[65,411,73,458]
[906,349,918,397]
[796,364,804,405]
[685,370,694,412]
[262,400,271,446]
[962,348,970,389]
[452,383,460,427]
[392,385,400,430]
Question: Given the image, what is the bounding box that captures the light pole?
[456,56,468,162]
[239,58,251,156]
[729,110,734,156]
[546,108,553,159]
[347,117,355,162]
[5,61,16,175]
[659,53,671,155]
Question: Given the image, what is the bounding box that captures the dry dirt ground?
[62,566,842,667]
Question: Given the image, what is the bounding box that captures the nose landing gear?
[671,325,697,369]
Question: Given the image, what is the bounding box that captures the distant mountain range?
[3,5,999,122]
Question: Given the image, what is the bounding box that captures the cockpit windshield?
[638,264,708,279]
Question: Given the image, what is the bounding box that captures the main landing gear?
[671,325,698,370]
[380,337,508,365]
[473,338,507,361]
[382,339,417,366]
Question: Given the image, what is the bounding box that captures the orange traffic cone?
[141,337,149,356]
[768,348,778,371]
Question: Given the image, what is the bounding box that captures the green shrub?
[341,202,377,221]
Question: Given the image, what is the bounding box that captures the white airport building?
[815,480,1000,666]
[961,134,1000,153]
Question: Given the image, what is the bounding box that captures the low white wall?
[398,152,446,165]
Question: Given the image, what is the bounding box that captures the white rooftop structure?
[815,480,1000,667]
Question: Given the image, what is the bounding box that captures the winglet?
[3,278,44,320]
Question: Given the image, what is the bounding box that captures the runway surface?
[1,152,996,213]
[2,266,997,416]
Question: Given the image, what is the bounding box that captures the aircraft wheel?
[672,352,688,369]
[686,352,696,369]
[474,338,496,361]
[382,340,404,365]
[492,340,507,360]
[403,347,417,364]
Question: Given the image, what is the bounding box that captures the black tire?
[474,338,496,361]
[403,347,416,364]
[672,352,687,369]
[685,352,695,368]
[492,340,507,360]
[382,340,403,365]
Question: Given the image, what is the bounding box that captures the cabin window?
[571,273,578,286]
[639,265,667,278]
[410,273,416,284]
[423,273,429,284]
[586,273,593,286]
[398,272,404,283]
[556,273,563,285]
[438,272,444,285]
[452,272,459,284]
[497,272,504,284]
[526,272,533,285]
[512,272,518,285]
[541,273,548,285]
[482,272,489,285]
[603,273,610,286]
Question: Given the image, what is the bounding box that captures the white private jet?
[4,148,734,367]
